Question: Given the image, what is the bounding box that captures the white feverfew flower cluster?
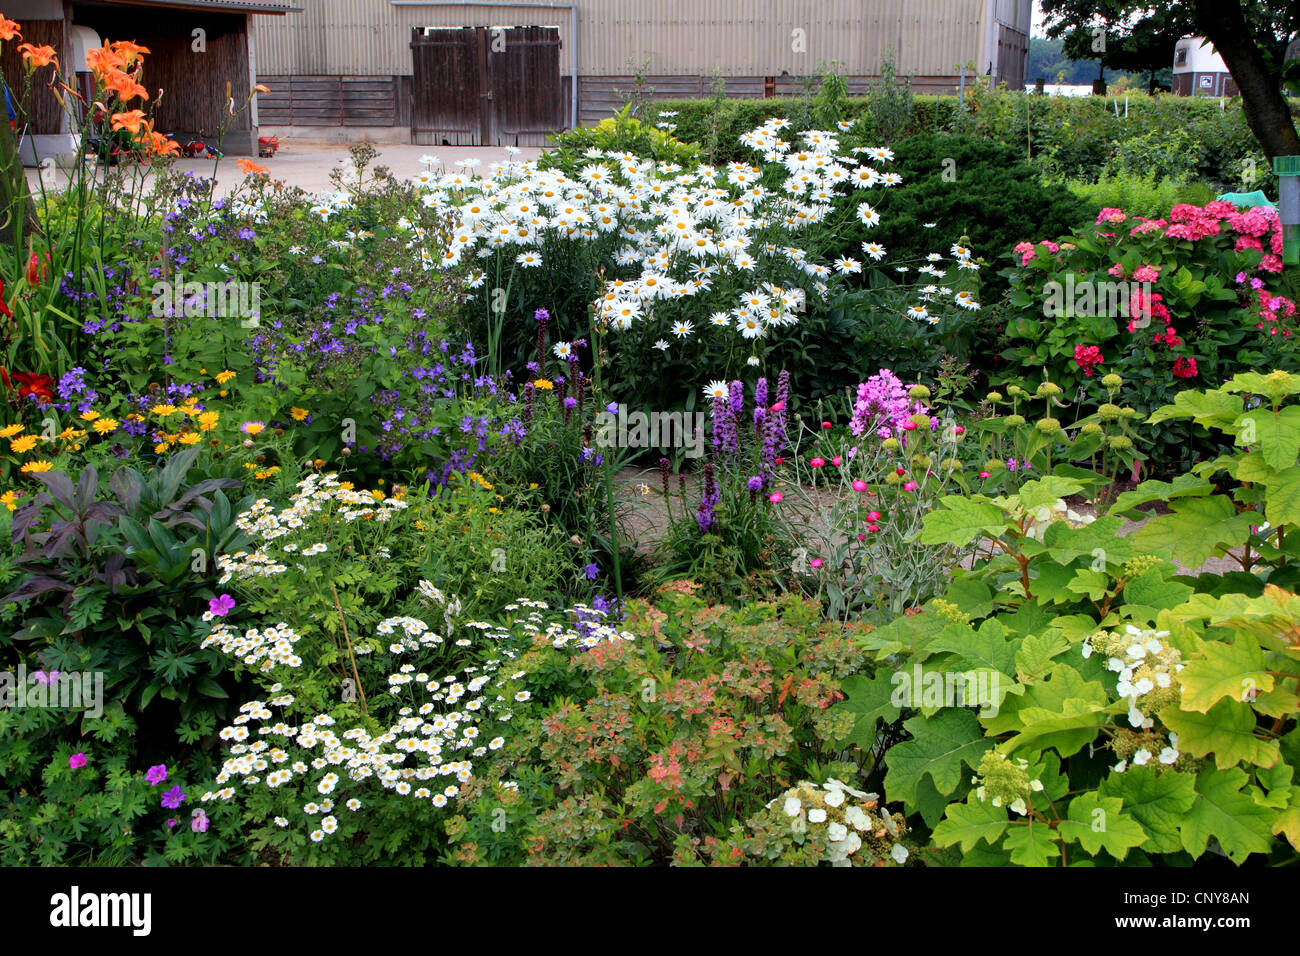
[201,590,527,843]
[216,472,408,583]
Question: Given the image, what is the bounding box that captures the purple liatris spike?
[696,462,719,532]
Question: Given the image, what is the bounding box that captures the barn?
[1,0,297,160]
[253,0,1033,146]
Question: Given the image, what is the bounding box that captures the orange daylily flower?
[104,70,148,102]
[148,132,180,158]
[236,158,269,176]
[86,46,125,75]
[110,40,150,66]
[110,109,146,134]
[0,18,22,41]
[18,43,58,70]
[253,83,270,94]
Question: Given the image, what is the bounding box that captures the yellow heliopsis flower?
[290,407,309,421]
[155,442,171,454]
[92,418,119,435]
[215,370,236,385]
[10,435,39,454]
[0,424,23,439]
[178,432,201,445]
[532,379,554,390]
[80,410,99,422]
[20,460,52,473]
[1,490,18,511]
[58,427,86,442]
[339,482,354,491]
[370,489,385,502]
[151,404,178,416]
[198,411,220,431]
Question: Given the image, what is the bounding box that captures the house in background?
[1,0,297,161]
[1172,37,1239,98]
[252,0,1032,146]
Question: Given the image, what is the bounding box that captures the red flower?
[0,279,11,319]
[1074,344,1104,377]
[1172,357,1198,379]
[11,371,55,404]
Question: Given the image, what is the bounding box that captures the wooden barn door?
[410,25,563,147]
[410,27,484,146]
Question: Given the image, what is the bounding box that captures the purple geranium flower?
[161,785,186,810]
[208,594,236,617]
[145,764,168,786]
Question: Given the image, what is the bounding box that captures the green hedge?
[640,90,1295,190]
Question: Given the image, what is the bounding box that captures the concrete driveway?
[25,143,545,196]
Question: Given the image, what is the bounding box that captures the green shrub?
[1064,169,1215,221]
[862,134,1090,291]
[839,373,1300,866]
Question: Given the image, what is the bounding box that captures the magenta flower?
[145,764,168,786]
[69,752,87,770]
[191,810,210,833]
[208,594,236,617]
[161,785,186,810]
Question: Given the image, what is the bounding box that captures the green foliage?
[542,104,703,175]
[849,374,1300,865]
[862,133,1090,295]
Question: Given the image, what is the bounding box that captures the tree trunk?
[1194,0,1300,160]
[0,112,41,253]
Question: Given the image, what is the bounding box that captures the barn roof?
[88,0,301,14]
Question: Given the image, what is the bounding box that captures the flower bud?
[1079,423,1103,437]
[1036,382,1062,398]
[908,385,931,401]
[1004,414,1026,427]
[985,391,1003,404]
[1098,403,1122,422]
[1035,417,1062,436]
[881,437,901,452]
[1107,435,1134,451]
[1101,374,1122,390]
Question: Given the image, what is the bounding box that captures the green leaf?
[1017,476,1085,513]
[1099,767,1197,855]
[1235,406,1300,471]
[1057,792,1148,860]
[1109,474,1214,516]
[1015,630,1070,682]
[833,672,901,749]
[1179,766,1276,864]
[1263,466,1300,530]
[1178,639,1273,714]
[928,618,1017,675]
[195,677,229,699]
[883,709,994,810]
[1146,389,1242,430]
[1131,496,1254,569]
[918,497,1005,547]
[931,794,1009,852]
[1121,569,1192,614]
[1003,821,1061,867]
[1066,568,1110,601]
[1160,699,1280,770]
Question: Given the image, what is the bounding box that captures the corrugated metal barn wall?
[255,0,988,78]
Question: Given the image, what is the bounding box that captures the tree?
[1042,0,1300,158]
